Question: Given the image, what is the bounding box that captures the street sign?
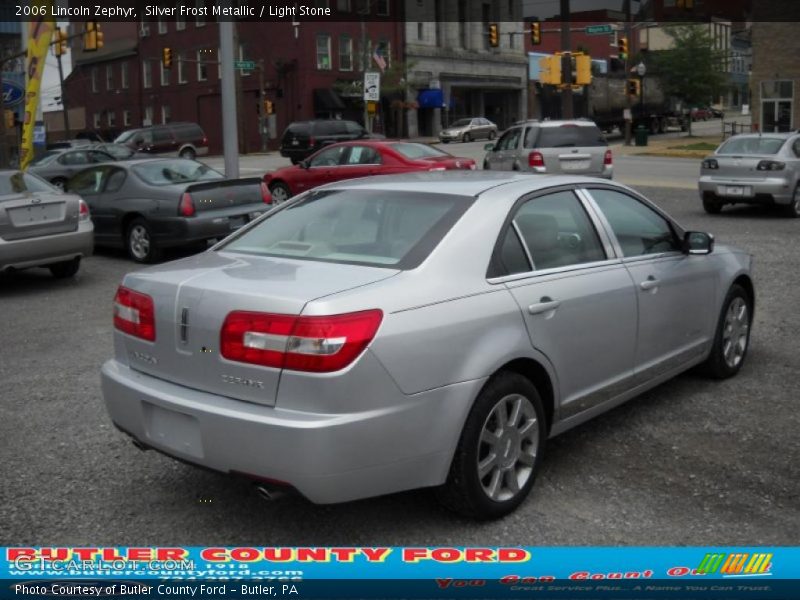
[584,24,614,35]
[234,60,256,70]
[363,72,380,101]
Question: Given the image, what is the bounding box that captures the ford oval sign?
[3,81,24,107]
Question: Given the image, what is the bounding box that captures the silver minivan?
[484,120,612,179]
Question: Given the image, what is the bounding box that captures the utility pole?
[232,23,246,154]
[219,16,240,178]
[56,52,70,139]
[624,0,633,145]
[560,0,573,119]
[258,59,266,152]
[360,17,370,133]
[0,67,6,168]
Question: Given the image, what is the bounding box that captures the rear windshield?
[132,160,223,185]
[390,143,449,159]
[0,171,57,195]
[315,121,346,135]
[219,189,474,269]
[717,137,786,155]
[534,125,607,148]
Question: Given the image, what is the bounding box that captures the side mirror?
[299,159,310,169]
[683,231,714,255]
[484,143,496,151]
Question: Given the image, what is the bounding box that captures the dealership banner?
[1,547,799,598]
[19,0,54,171]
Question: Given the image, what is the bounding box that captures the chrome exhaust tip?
[254,484,286,502]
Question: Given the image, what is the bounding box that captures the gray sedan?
[101,172,754,519]
[699,133,800,217]
[28,148,116,189]
[0,170,93,278]
[439,117,498,143]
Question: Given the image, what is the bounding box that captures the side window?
[523,126,538,148]
[59,151,89,165]
[496,128,522,151]
[512,190,607,271]
[152,127,172,144]
[68,168,106,195]
[104,169,127,193]
[792,138,800,158]
[89,151,112,163]
[590,189,680,257]
[345,146,381,165]
[309,145,346,167]
[498,226,531,275]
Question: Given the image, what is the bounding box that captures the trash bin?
[635,125,648,147]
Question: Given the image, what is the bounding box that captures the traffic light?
[264,99,274,115]
[488,23,499,48]
[574,54,592,86]
[53,27,69,57]
[83,21,104,52]
[530,21,541,46]
[618,36,628,61]
[539,55,562,85]
[162,47,172,68]
[626,78,640,96]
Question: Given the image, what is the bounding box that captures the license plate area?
[8,203,64,225]
[143,402,203,458]
[561,160,590,171]
[718,185,752,197]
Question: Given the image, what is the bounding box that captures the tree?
[650,24,726,136]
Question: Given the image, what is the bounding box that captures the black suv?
[280,120,367,164]
[114,122,208,159]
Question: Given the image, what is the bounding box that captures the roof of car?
[725,133,794,140]
[323,171,614,196]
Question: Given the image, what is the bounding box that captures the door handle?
[640,276,659,291]
[528,297,561,315]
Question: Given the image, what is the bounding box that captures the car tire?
[483,160,490,170]
[703,196,723,214]
[462,133,472,143]
[269,181,292,204]
[488,130,497,140]
[436,372,546,519]
[179,147,196,160]
[441,139,450,144]
[126,218,162,263]
[51,177,67,191]
[48,256,81,279]
[701,284,752,379]
[781,184,800,218]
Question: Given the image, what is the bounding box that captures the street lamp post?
[636,61,646,128]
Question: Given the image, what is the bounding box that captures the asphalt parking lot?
[1,184,798,546]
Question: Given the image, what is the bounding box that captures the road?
[1,184,798,546]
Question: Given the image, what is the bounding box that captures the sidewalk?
[611,135,720,159]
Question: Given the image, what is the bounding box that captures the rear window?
[0,171,57,194]
[535,125,607,148]
[132,160,223,185]
[717,137,786,155]
[219,189,474,269]
[315,121,346,135]
[390,143,449,159]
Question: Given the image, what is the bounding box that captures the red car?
[264,140,476,202]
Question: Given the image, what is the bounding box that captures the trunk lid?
[419,156,474,170]
[0,191,79,241]
[183,177,265,212]
[117,251,398,406]
[709,154,776,181]
[540,146,603,175]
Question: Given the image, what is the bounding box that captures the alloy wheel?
[270,185,289,204]
[129,224,150,260]
[722,297,749,369]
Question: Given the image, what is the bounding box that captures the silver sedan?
[101,172,754,518]
[699,133,800,217]
[439,117,498,143]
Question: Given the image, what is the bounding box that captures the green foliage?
[650,24,726,106]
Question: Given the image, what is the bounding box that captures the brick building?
[750,22,798,132]
[64,6,402,154]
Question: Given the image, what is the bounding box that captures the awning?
[313,88,346,111]
[417,89,444,109]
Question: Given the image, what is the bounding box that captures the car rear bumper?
[699,175,794,204]
[0,222,93,271]
[150,206,267,246]
[101,359,481,503]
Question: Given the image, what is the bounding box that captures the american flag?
[372,47,387,73]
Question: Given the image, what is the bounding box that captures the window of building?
[162,105,171,124]
[339,35,353,71]
[177,52,187,83]
[107,111,116,127]
[93,113,100,129]
[376,0,389,15]
[121,62,129,89]
[123,110,132,126]
[417,22,423,40]
[160,60,169,86]
[91,68,98,92]
[197,50,208,80]
[106,65,113,90]
[176,16,185,30]
[142,60,152,88]
[144,106,153,126]
[761,80,794,132]
[377,39,391,68]
[316,34,332,70]
[140,18,150,37]
[158,19,167,34]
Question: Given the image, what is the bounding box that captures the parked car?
[101,171,753,518]
[114,122,208,160]
[265,140,476,202]
[89,143,149,161]
[484,120,612,179]
[0,170,93,278]
[27,148,116,189]
[699,133,800,217]
[279,119,368,164]
[709,106,725,119]
[690,107,712,121]
[439,118,498,143]
[67,158,272,263]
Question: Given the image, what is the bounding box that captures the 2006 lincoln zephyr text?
[101,172,754,519]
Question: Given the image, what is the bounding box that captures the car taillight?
[260,181,272,204]
[309,136,316,147]
[528,151,545,168]
[78,199,90,221]
[220,309,383,373]
[756,160,785,171]
[178,192,195,216]
[113,286,156,342]
[202,136,208,146]
[702,158,719,170]
[604,149,613,166]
